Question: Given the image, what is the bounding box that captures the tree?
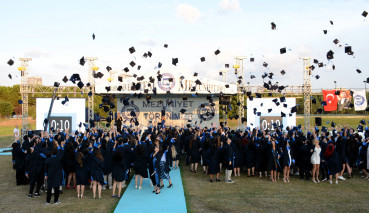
[0,100,14,118]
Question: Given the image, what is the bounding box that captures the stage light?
[18,66,26,71]
[93,66,99,71]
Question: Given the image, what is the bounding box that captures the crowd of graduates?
[10,121,369,205]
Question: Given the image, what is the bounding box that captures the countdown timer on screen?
[49,116,72,131]
[260,116,282,131]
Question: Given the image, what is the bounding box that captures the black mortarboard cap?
[250,58,254,62]
[327,50,334,60]
[291,106,297,113]
[323,30,327,34]
[315,75,320,80]
[129,47,135,54]
[129,61,135,67]
[363,11,368,17]
[8,74,12,79]
[345,46,352,54]
[158,62,162,68]
[123,67,129,72]
[183,96,187,100]
[318,63,323,68]
[105,86,111,92]
[92,33,95,40]
[317,108,323,114]
[54,82,60,87]
[62,76,68,83]
[164,44,168,48]
[225,64,229,68]
[331,121,336,127]
[147,51,152,57]
[77,81,84,89]
[118,76,123,82]
[313,59,319,64]
[281,112,286,117]
[106,66,112,72]
[280,70,286,75]
[280,47,286,54]
[360,119,366,125]
[335,90,340,95]
[356,69,361,74]
[215,49,220,55]
[219,72,223,76]
[333,39,339,45]
[268,108,272,113]
[283,103,288,108]
[180,109,186,114]
[200,57,205,62]
[271,22,276,30]
[330,20,333,25]
[79,56,85,66]
[263,62,268,67]
[225,84,229,88]
[130,110,136,117]
[194,72,198,77]
[172,58,178,66]
[280,97,286,102]
[88,91,92,97]
[117,86,122,91]
[7,59,14,66]
[312,98,316,104]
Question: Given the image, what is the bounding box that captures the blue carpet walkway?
[114,167,187,213]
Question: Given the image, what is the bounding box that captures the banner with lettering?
[352,90,367,111]
[116,95,219,128]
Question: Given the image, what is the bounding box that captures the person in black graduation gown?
[266,135,277,182]
[65,142,76,189]
[75,150,89,199]
[12,139,29,185]
[246,137,257,177]
[112,141,126,198]
[232,137,243,177]
[100,138,113,189]
[89,143,105,199]
[44,140,65,204]
[150,145,162,194]
[324,142,342,184]
[207,142,220,182]
[134,144,148,190]
[190,132,201,173]
[25,140,47,197]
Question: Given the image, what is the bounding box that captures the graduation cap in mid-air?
[147,51,152,57]
[263,62,268,67]
[62,76,68,83]
[327,50,334,60]
[54,82,60,87]
[8,74,12,79]
[123,67,129,73]
[330,20,334,25]
[193,72,198,77]
[280,70,286,75]
[214,49,221,55]
[164,44,168,48]
[280,47,286,54]
[363,10,368,17]
[271,22,276,30]
[200,57,205,62]
[356,69,362,74]
[61,96,69,105]
[77,81,84,89]
[333,39,339,45]
[7,59,14,66]
[250,58,254,62]
[106,66,112,72]
[129,46,135,54]
[180,109,187,114]
[79,56,85,66]
[323,30,327,34]
[172,58,178,66]
[318,63,323,68]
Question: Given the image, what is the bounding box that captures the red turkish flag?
[322,90,337,111]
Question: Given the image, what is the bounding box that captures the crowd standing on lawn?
[10,119,369,205]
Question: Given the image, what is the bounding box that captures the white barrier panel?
[116,95,219,128]
[36,98,86,131]
[247,98,296,131]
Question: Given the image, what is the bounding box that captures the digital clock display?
[49,116,72,131]
[260,116,282,131]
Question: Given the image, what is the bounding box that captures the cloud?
[176,4,202,24]
[23,50,50,58]
[139,38,156,46]
[218,0,241,13]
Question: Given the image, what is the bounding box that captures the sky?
[0,0,368,90]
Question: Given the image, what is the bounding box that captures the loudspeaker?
[315,117,322,126]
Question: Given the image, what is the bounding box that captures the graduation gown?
[75,155,90,185]
[44,148,64,188]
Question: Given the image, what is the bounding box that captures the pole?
[44,88,58,132]
[365,81,367,116]
[334,81,337,115]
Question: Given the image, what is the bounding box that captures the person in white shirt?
[14,125,19,142]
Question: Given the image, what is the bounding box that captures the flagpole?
[365,80,367,116]
[334,81,337,116]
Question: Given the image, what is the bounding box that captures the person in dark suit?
[224,136,234,183]
[44,140,65,205]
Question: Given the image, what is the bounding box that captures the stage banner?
[322,90,337,111]
[336,89,352,111]
[116,95,219,128]
[352,90,367,111]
